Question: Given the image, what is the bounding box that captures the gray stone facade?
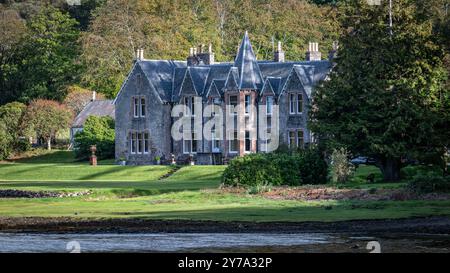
[114,32,332,165]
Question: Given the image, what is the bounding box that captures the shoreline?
[1,216,449,234]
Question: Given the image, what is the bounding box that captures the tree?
[310,0,449,181]
[0,8,27,105]
[13,5,82,103]
[63,85,104,116]
[0,101,26,146]
[23,99,73,150]
[74,116,115,160]
[80,0,338,97]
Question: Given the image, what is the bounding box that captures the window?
[183,131,197,154]
[288,130,304,148]
[229,131,238,153]
[133,98,139,118]
[213,97,221,105]
[133,97,146,118]
[140,98,146,117]
[130,132,137,154]
[289,94,296,114]
[288,131,296,148]
[137,133,143,154]
[261,128,271,152]
[297,94,303,113]
[245,131,251,152]
[229,95,238,115]
[130,131,149,154]
[212,131,220,152]
[184,97,195,116]
[297,130,304,148]
[289,93,303,115]
[144,132,149,154]
[266,96,273,115]
[245,95,251,114]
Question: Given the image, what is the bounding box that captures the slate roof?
[115,33,332,104]
[72,100,115,128]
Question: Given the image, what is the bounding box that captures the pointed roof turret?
[234,31,263,90]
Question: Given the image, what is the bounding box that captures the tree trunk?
[380,157,401,181]
[47,138,52,150]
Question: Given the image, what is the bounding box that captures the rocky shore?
[0,189,92,198]
[0,216,449,234]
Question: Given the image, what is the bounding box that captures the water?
[0,233,448,252]
[0,233,331,253]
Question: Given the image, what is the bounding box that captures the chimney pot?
[92,91,96,101]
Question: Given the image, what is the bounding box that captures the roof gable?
[234,32,263,90]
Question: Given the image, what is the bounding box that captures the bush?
[297,149,329,185]
[222,153,282,187]
[407,173,450,194]
[222,149,328,187]
[330,148,355,183]
[0,123,12,160]
[74,116,115,160]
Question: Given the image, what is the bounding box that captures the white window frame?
[130,132,137,154]
[228,95,238,116]
[297,94,303,114]
[266,96,273,115]
[228,131,238,153]
[211,131,220,153]
[289,94,296,114]
[183,131,197,154]
[143,132,149,154]
[133,96,146,118]
[184,97,195,117]
[297,130,304,148]
[244,131,251,153]
[140,97,146,117]
[288,130,296,148]
[245,94,251,115]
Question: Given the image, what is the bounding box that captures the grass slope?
[0,149,448,222]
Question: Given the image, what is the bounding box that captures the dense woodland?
[0,0,341,100]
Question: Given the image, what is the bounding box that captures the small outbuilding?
[70,99,115,144]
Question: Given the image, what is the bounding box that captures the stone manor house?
[114,32,333,164]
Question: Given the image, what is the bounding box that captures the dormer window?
[133,96,146,118]
[266,96,273,115]
[184,97,195,116]
[245,95,251,114]
[289,93,303,115]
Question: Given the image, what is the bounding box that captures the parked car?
[351,156,368,166]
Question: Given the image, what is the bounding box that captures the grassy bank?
[0,150,448,223]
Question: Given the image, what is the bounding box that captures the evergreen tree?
[310,0,449,181]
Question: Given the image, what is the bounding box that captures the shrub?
[0,123,12,160]
[222,149,328,187]
[297,148,329,185]
[330,147,355,183]
[222,153,282,187]
[407,173,450,194]
[74,116,115,160]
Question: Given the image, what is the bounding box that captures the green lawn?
[0,150,449,222]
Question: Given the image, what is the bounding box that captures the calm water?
[0,233,448,252]
[0,233,331,253]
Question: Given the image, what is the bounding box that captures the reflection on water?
[0,233,330,253]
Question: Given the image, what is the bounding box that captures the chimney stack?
[135,48,144,61]
[187,43,215,66]
[328,41,339,61]
[306,42,321,61]
[274,41,285,62]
